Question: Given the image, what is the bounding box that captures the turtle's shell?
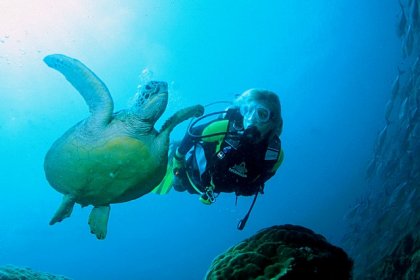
[44,125,166,206]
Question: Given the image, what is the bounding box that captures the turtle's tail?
[159,104,204,134]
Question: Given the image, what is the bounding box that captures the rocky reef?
[341,0,420,278]
[365,232,420,279]
[206,224,353,280]
[0,265,71,280]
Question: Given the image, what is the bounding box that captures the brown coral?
[206,224,353,280]
[0,265,71,280]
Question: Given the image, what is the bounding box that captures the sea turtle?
[43,54,204,239]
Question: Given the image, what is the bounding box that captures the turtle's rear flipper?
[88,205,110,240]
[49,194,76,225]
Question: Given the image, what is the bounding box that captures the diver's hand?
[172,153,186,177]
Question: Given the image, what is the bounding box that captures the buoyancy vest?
[187,108,282,196]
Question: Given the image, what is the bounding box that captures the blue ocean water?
[0,0,401,279]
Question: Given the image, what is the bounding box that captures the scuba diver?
[154,88,284,229]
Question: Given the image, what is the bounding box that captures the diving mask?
[240,102,271,129]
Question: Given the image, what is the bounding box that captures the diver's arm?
[262,149,284,183]
[176,124,207,156]
[177,119,228,156]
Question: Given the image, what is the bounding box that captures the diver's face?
[240,101,273,142]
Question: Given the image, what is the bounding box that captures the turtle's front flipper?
[88,205,110,240]
[44,54,114,127]
[159,105,205,135]
[49,194,76,225]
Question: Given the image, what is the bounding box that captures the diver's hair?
[234,88,283,136]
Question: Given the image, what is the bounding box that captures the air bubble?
[139,68,153,85]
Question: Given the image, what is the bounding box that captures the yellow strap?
[152,164,174,195]
[271,149,284,172]
[186,169,204,195]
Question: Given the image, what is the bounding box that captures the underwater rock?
[397,0,408,38]
[205,224,353,280]
[343,1,420,277]
[0,265,71,280]
[365,232,420,279]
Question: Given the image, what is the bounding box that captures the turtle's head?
[132,81,168,122]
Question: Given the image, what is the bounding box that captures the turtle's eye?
[145,84,152,90]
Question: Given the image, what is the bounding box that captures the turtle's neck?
[117,110,155,135]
